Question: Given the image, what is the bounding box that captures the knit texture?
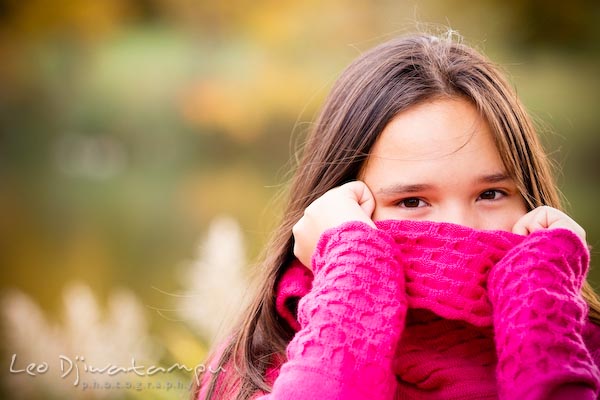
[199,220,600,399]
[382,220,515,399]
[488,228,599,399]
[270,222,407,399]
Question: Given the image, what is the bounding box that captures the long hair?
[195,32,600,399]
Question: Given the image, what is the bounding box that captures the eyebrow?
[377,172,513,196]
[378,183,433,195]
[477,172,512,184]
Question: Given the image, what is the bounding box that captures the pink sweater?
[200,220,600,399]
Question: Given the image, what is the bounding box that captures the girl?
[194,32,600,399]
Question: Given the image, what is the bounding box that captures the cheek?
[371,204,429,223]
[371,204,392,222]
[485,204,528,232]
[371,201,412,222]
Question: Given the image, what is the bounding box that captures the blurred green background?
[1,0,599,399]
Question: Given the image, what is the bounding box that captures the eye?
[478,189,506,201]
[397,197,428,208]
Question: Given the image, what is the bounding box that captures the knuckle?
[304,203,319,217]
[292,220,302,235]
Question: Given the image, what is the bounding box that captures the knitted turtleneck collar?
[196,220,599,400]
[276,220,525,330]
[264,220,600,399]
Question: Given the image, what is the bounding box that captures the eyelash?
[395,198,428,208]
[477,189,508,201]
[395,189,509,208]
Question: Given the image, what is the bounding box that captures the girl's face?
[359,97,528,232]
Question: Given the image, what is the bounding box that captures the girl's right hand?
[511,205,586,243]
[292,181,377,269]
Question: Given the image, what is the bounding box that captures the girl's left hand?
[511,205,586,243]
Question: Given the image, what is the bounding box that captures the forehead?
[361,98,506,180]
[375,99,493,157]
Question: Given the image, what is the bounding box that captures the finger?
[339,181,377,226]
[354,180,376,217]
[512,207,544,235]
[511,219,528,236]
[291,220,311,268]
[511,206,584,239]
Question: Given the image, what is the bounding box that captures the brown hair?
[194,32,600,399]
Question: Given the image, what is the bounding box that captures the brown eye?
[399,198,426,208]
[478,190,505,201]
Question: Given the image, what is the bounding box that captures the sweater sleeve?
[488,228,600,400]
[257,221,408,400]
